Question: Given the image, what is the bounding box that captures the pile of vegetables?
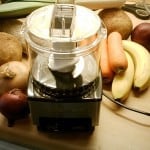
[0,32,31,126]
[98,7,150,102]
[99,23,150,101]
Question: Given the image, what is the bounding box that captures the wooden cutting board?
[0,88,149,150]
[0,12,150,150]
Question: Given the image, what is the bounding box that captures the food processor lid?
[24,3,104,55]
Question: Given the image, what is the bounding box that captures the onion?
[0,89,30,126]
[0,61,30,95]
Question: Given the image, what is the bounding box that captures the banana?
[122,40,150,91]
[112,51,134,101]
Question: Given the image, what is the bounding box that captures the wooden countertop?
[0,12,150,150]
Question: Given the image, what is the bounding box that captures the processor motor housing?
[28,75,102,131]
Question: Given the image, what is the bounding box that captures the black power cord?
[102,91,150,116]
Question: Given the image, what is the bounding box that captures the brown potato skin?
[0,32,22,65]
[99,8,133,40]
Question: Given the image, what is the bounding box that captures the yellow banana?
[112,51,134,101]
[122,40,150,91]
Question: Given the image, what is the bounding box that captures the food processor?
[23,0,107,131]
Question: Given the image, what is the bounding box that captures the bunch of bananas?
[112,40,150,101]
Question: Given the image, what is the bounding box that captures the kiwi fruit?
[99,8,133,39]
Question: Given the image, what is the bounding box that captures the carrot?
[100,38,114,83]
[107,32,128,74]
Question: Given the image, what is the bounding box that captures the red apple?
[131,23,150,52]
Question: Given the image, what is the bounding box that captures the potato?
[0,19,27,54]
[0,19,22,38]
[0,32,22,65]
[99,8,133,39]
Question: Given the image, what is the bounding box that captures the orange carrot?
[107,32,128,74]
[100,38,114,83]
